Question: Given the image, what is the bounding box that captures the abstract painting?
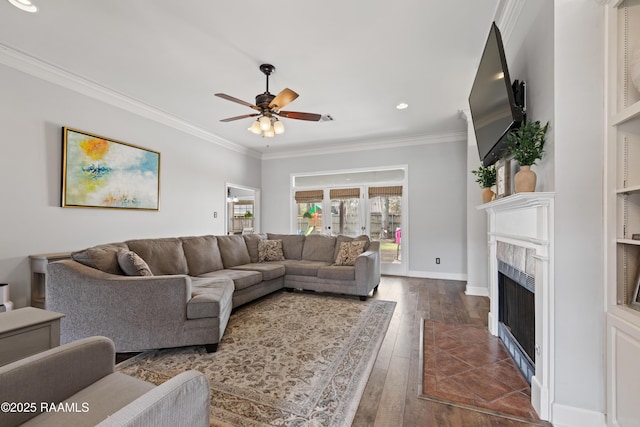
[62,127,160,210]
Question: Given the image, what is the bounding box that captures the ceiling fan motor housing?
[255,93,276,111]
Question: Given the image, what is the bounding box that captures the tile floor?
[421,319,540,421]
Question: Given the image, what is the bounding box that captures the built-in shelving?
[606,1,640,424]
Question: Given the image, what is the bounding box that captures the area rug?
[418,319,542,423]
[117,292,396,426]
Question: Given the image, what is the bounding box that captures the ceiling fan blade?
[277,111,322,121]
[215,93,259,110]
[269,88,299,110]
[220,113,260,122]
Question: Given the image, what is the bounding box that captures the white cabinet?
[606,1,640,425]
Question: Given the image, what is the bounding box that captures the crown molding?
[0,43,261,160]
[261,131,467,161]
[494,0,526,43]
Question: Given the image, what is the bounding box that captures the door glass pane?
[297,202,323,235]
[369,195,402,264]
[330,198,360,236]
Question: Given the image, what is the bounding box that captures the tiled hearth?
[478,193,555,421]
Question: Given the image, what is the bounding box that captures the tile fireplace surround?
[478,192,554,421]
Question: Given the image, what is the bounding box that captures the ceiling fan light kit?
[216,63,322,139]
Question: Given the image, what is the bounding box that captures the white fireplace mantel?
[477,192,555,420]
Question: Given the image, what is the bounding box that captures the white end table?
[0,307,65,366]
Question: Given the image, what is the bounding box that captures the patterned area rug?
[419,319,542,423]
[117,292,395,426]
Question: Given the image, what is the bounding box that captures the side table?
[29,252,71,308]
[0,307,65,366]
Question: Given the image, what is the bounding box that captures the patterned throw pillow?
[258,239,285,262]
[334,241,366,266]
[117,250,153,276]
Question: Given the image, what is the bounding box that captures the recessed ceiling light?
[396,103,409,110]
[7,0,38,13]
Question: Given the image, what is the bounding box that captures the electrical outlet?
[436,257,440,264]
[213,212,217,218]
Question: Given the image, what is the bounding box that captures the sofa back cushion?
[302,234,336,263]
[71,242,129,275]
[125,238,188,275]
[333,235,370,261]
[267,234,305,260]
[243,233,268,263]
[181,235,224,276]
[216,235,251,268]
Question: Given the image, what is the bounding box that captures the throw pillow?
[258,239,285,262]
[335,241,366,266]
[117,250,153,276]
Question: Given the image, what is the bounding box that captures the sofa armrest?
[46,260,193,351]
[354,247,381,296]
[97,370,210,427]
[0,336,114,427]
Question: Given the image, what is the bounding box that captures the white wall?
[261,139,468,278]
[0,64,261,308]
[552,1,605,421]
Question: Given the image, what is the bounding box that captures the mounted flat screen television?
[469,22,525,167]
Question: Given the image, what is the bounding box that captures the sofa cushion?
[302,234,336,262]
[267,234,305,260]
[258,240,285,262]
[125,238,189,275]
[188,277,235,319]
[243,233,268,263]
[216,235,251,268]
[281,260,332,276]
[198,269,262,291]
[333,234,370,261]
[335,240,366,266]
[180,235,224,276]
[230,263,286,281]
[317,265,356,281]
[117,250,153,276]
[71,242,129,275]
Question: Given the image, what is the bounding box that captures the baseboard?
[464,286,489,297]
[406,270,467,281]
[551,403,606,427]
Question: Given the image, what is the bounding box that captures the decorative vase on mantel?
[514,165,536,193]
[482,187,496,203]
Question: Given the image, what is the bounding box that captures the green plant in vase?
[506,120,549,193]
[471,165,496,203]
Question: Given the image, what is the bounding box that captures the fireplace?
[478,192,554,420]
[498,255,535,383]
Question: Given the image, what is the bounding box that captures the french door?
[294,185,405,275]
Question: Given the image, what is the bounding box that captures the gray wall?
[0,64,261,307]
[261,140,468,277]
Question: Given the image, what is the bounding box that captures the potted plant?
[506,120,549,193]
[471,165,497,203]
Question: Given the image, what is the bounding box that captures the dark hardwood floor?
[353,275,552,427]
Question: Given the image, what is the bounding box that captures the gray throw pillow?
[117,250,153,276]
[258,240,285,262]
[334,241,366,266]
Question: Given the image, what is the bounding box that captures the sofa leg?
[359,296,367,301]
[374,285,379,293]
[285,287,294,293]
[204,344,218,353]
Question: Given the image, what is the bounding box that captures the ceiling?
[0,0,503,157]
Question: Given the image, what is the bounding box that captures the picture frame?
[495,158,511,198]
[62,127,160,210]
[631,268,640,311]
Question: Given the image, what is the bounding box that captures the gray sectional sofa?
[46,233,380,353]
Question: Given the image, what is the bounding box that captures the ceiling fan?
[215,64,322,137]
